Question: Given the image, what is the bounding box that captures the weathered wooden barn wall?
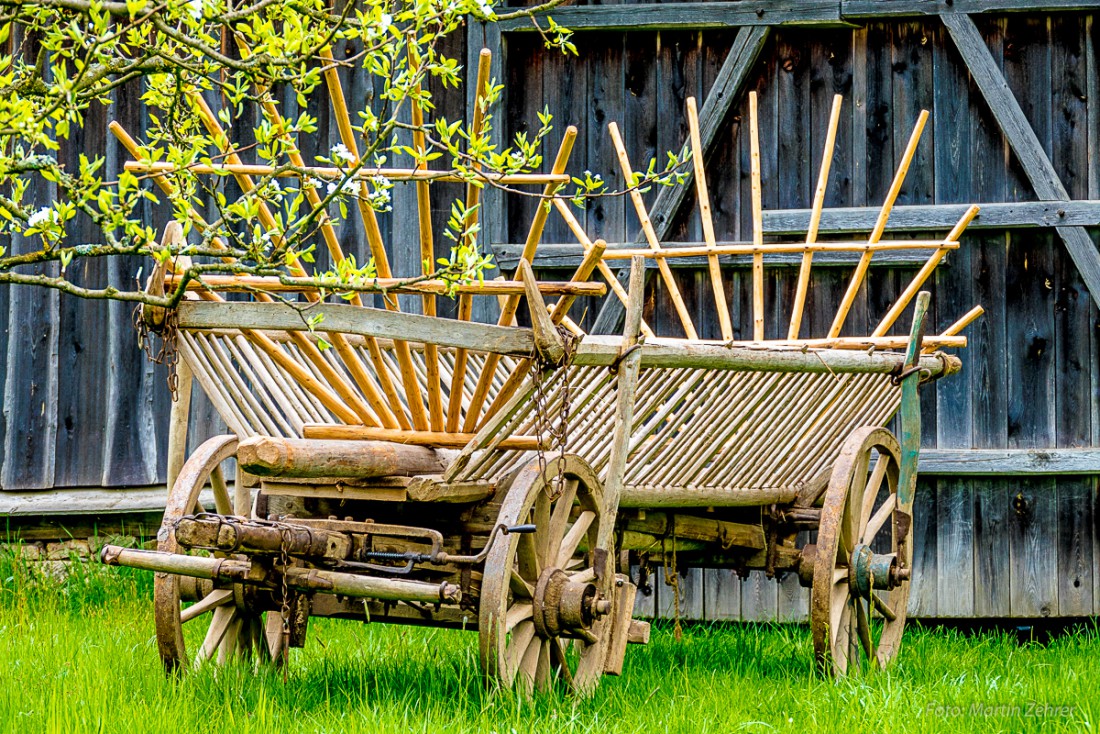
[2,4,1100,620]
[488,5,1100,620]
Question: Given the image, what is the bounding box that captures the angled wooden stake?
[461,127,577,432]
[608,121,698,340]
[519,259,566,365]
[748,91,765,341]
[551,198,655,339]
[872,205,980,337]
[446,48,494,432]
[686,96,732,341]
[829,109,929,338]
[789,94,842,340]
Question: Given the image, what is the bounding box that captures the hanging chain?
[531,327,577,501]
[134,304,181,401]
[278,526,292,676]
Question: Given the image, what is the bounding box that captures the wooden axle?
[237,436,450,478]
[100,545,461,604]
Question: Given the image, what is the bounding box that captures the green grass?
[1,551,1095,734]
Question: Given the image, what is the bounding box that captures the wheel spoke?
[549,639,575,690]
[864,494,897,542]
[264,612,286,663]
[180,588,233,623]
[555,510,596,568]
[210,464,233,515]
[871,591,897,621]
[505,620,536,678]
[535,640,552,692]
[855,597,874,665]
[217,615,243,664]
[833,603,852,674]
[569,568,596,584]
[859,455,888,531]
[506,602,533,633]
[516,632,541,695]
[544,479,579,565]
[510,569,534,599]
[517,530,541,582]
[533,489,552,566]
[196,606,236,667]
[832,567,848,584]
[829,580,847,646]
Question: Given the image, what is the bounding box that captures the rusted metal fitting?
[850,544,899,596]
[533,567,607,641]
[797,543,818,587]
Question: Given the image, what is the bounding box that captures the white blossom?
[185,0,203,20]
[378,13,393,30]
[330,143,355,164]
[27,208,55,228]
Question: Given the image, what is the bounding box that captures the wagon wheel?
[155,434,285,673]
[811,426,912,675]
[479,456,615,696]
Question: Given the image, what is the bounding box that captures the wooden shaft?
[597,255,646,550]
[112,118,376,427]
[446,49,494,432]
[551,198,656,338]
[237,435,448,478]
[789,94,842,340]
[686,96,732,341]
[320,47,427,431]
[460,128,578,433]
[301,424,545,450]
[939,305,985,337]
[607,121,698,339]
[166,358,194,491]
[828,109,930,339]
[748,91,765,341]
[188,91,394,428]
[872,205,980,337]
[125,161,569,185]
[549,238,607,322]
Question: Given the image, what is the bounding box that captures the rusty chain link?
[531,326,577,501]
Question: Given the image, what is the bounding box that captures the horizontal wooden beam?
[497,1,1100,33]
[0,486,209,515]
[176,301,535,356]
[918,448,1100,475]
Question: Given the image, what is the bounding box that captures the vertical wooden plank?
[907,478,938,617]
[1009,478,1058,617]
[850,25,868,208]
[776,566,809,622]
[631,564,657,618]
[739,570,778,622]
[657,565,703,621]
[935,480,975,617]
[702,568,742,621]
[1056,477,1095,616]
[586,32,627,248]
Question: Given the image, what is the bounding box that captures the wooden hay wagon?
[101,60,982,693]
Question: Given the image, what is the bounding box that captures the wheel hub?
[532,567,612,640]
[849,543,907,595]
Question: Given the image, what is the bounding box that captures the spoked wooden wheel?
[154,435,284,673]
[479,456,614,696]
[811,426,912,675]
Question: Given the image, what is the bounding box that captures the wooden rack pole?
[828,109,930,339]
[460,128,578,433]
[871,205,980,337]
[686,96,733,341]
[608,121,698,340]
[446,49,494,432]
[110,120,366,426]
[124,161,569,185]
[748,91,765,341]
[939,305,985,337]
[551,198,656,339]
[188,92,390,428]
[476,239,608,429]
[320,47,428,430]
[410,90,445,431]
[788,94,842,340]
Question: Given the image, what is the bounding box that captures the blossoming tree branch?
[0,0,689,314]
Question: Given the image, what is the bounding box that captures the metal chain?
[278,526,292,675]
[531,327,576,501]
[133,305,181,401]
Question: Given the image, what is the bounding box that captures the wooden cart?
[101,65,982,692]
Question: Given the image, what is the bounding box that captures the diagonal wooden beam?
[592,24,771,334]
[942,12,1100,305]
